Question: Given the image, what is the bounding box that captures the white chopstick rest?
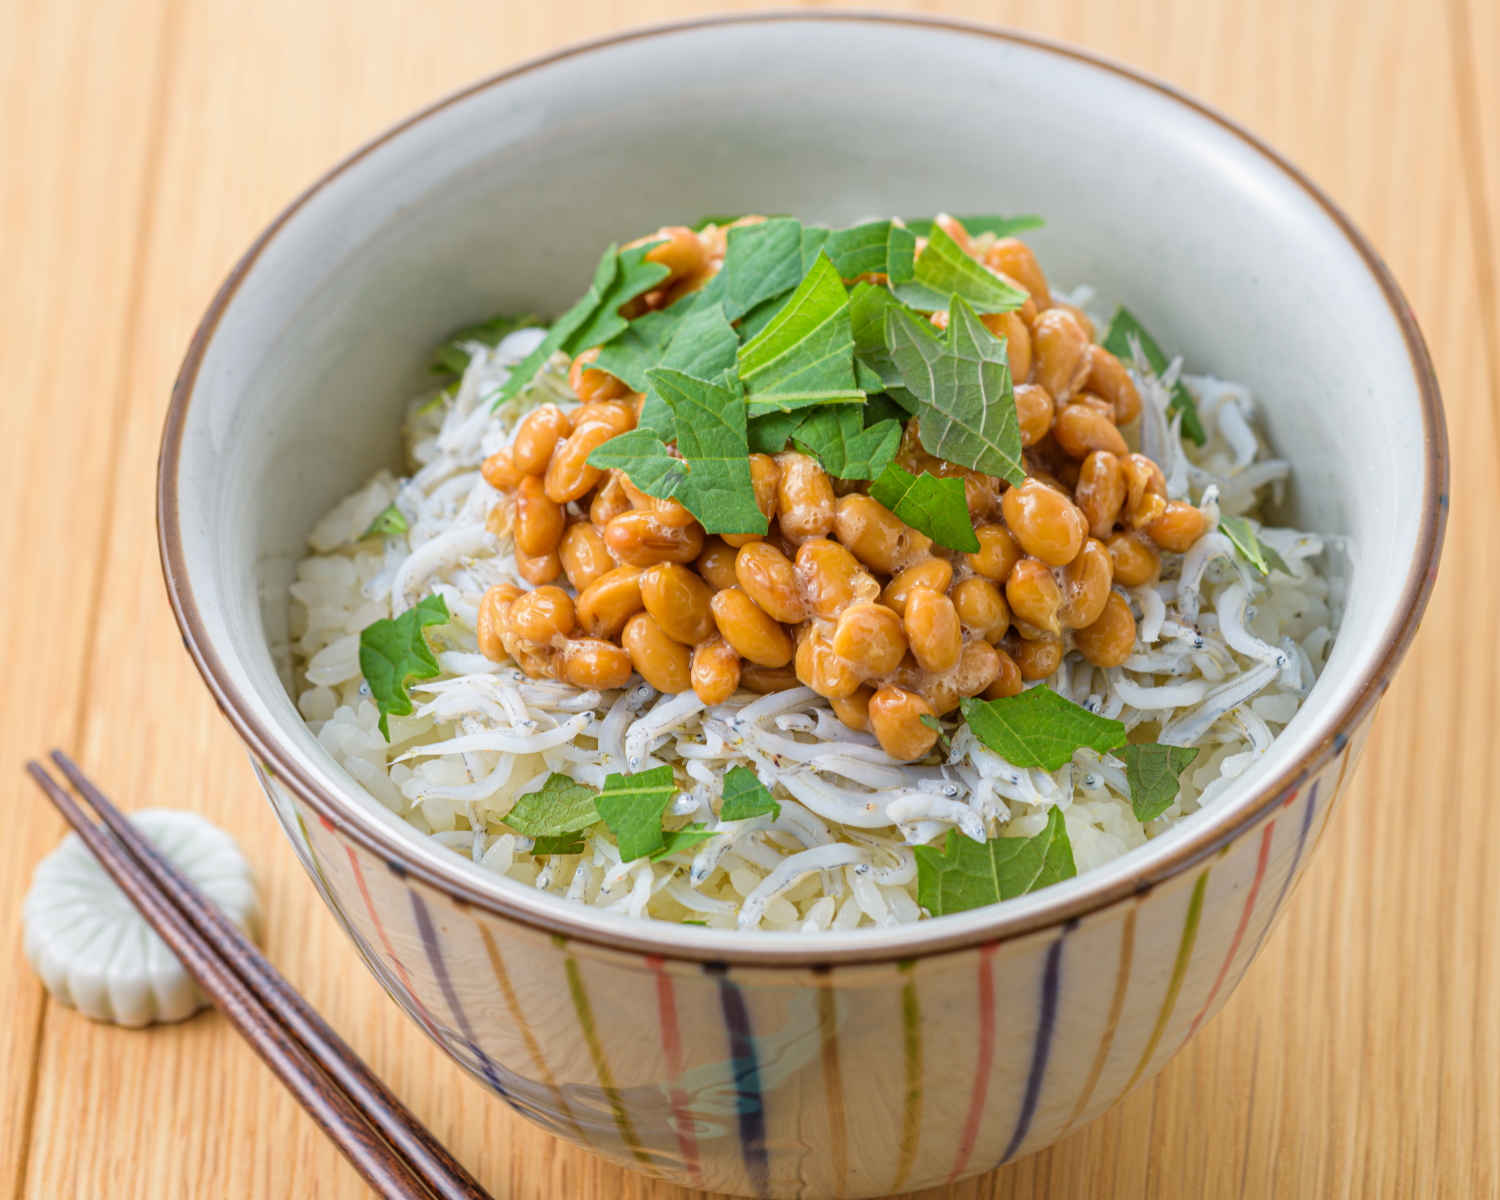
[23,808,260,1027]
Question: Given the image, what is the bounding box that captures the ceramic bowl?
[158,13,1446,1197]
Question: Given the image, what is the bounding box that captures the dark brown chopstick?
[27,756,493,1200]
[46,751,491,1200]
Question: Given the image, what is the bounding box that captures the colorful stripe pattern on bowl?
[252,710,1367,1199]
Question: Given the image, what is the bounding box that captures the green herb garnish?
[738,252,862,405]
[914,807,1076,916]
[695,218,805,321]
[530,833,587,856]
[1120,744,1201,824]
[358,594,450,740]
[718,766,780,821]
[360,502,408,540]
[647,368,768,535]
[650,824,719,861]
[503,773,601,837]
[959,688,1127,771]
[595,766,678,862]
[891,224,1029,315]
[636,300,741,441]
[1219,515,1292,576]
[490,240,669,408]
[429,313,541,377]
[885,296,1025,485]
[791,405,901,480]
[1099,305,1206,445]
[902,215,1046,240]
[868,462,980,553]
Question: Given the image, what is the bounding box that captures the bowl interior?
[167,15,1436,955]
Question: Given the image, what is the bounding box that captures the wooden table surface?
[2,0,1497,1196]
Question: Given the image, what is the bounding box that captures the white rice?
[286,310,1336,932]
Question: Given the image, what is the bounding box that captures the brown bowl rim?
[157,8,1448,968]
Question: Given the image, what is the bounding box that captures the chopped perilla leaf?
[429,313,541,377]
[1100,306,1206,445]
[820,220,898,280]
[650,825,719,861]
[589,300,696,394]
[503,773,602,837]
[691,213,749,231]
[863,391,915,426]
[490,243,621,407]
[647,367,768,535]
[718,765,780,821]
[902,214,1046,239]
[696,218,804,320]
[637,301,741,441]
[849,282,919,409]
[746,409,807,455]
[959,688,1127,771]
[738,252,859,399]
[358,594,450,740]
[1121,744,1201,824]
[563,238,672,355]
[886,296,1026,485]
[1219,515,1292,576]
[585,429,686,499]
[799,225,831,274]
[914,807,1076,916]
[595,766,677,862]
[361,502,408,540]
[868,462,980,553]
[530,833,587,856]
[793,406,901,480]
[892,224,1029,315]
[885,223,918,285]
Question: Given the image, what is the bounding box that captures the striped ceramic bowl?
[158,14,1446,1198]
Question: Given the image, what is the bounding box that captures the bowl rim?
[157,8,1448,967]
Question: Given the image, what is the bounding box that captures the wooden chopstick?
[26,757,491,1200]
[46,751,493,1200]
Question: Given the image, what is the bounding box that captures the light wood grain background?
[1,1,1496,1196]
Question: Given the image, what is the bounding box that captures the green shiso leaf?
[489,244,621,407]
[646,367,768,536]
[718,765,780,822]
[530,832,587,856]
[849,282,921,412]
[585,429,686,499]
[1219,515,1293,577]
[636,301,741,441]
[914,807,1076,916]
[429,313,542,377]
[745,409,807,455]
[868,462,980,553]
[650,824,719,861]
[358,594,449,741]
[885,223,917,284]
[919,712,951,751]
[821,220,899,279]
[589,300,696,394]
[1099,305,1207,445]
[891,224,1029,314]
[596,765,677,862]
[737,251,859,399]
[885,296,1025,485]
[902,214,1046,239]
[503,773,601,837]
[563,239,672,354]
[959,688,1128,772]
[1121,744,1201,824]
[360,502,408,540]
[489,241,669,409]
[793,406,901,481]
[696,218,805,320]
